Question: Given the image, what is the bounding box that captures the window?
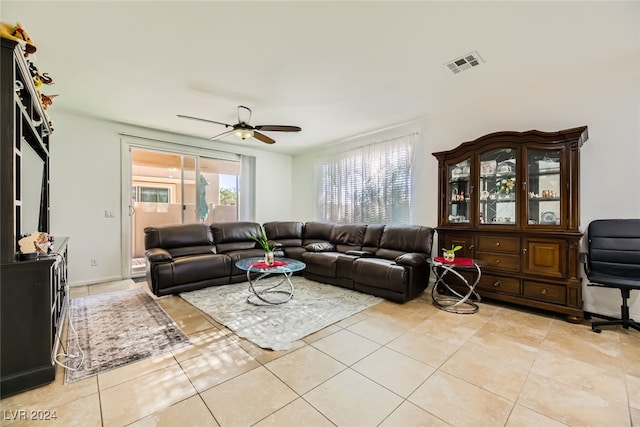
[132,185,172,203]
[318,133,416,223]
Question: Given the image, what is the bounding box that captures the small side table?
[235,257,306,305]
[428,257,482,314]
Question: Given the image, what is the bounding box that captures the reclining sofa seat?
[209,221,271,283]
[144,223,230,296]
[300,222,433,302]
[353,224,434,302]
[263,221,305,261]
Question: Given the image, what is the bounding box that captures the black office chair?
[580,219,640,333]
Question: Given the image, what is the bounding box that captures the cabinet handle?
[469,244,474,250]
[494,259,501,264]
[493,281,501,287]
[494,242,500,247]
[522,248,528,254]
[541,289,547,295]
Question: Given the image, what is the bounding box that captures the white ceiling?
[2,1,637,154]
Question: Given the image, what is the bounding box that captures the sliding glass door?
[128,147,240,277]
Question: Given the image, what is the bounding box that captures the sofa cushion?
[144,223,213,250]
[353,258,408,293]
[303,222,334,244]
[211,222,262,253]
[362,224,385,252]
[302,251,340,277]
[168,245,217,258]
[376,225,433,260]
[154,253,231,287]
[264,221,303,240]
[330,224,367,253]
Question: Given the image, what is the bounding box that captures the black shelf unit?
[1,38,67,397]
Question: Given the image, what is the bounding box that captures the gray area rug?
[65,288,190,384]
[180,276,382,351]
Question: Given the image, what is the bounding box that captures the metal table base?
[430,260,482,314]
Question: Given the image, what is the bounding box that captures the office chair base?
[590,319,640,333]
[588,290,640,333]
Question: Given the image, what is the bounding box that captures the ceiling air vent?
[445,51,483,74]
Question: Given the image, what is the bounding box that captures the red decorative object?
[433,257,474,267]
[250,260,289,269]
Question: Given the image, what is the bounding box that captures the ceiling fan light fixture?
[233,128,254,140]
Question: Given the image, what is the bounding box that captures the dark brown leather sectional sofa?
[144,221,434,302]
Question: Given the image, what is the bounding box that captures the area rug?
[65,288,190,384]
[180,277,382,351]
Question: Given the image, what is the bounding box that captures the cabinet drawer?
[523,281,566,304]
[476,251,520,272]
[477,236,520,253]
[477,274,520,294]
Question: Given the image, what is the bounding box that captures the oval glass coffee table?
[235,257,306,305]
[428,257,483,314]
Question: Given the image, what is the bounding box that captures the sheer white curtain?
[317,133,416,223]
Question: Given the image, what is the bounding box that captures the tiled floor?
[1,278,639,426]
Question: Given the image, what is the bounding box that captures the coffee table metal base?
[431,261,482,314]
[246,270,294,305]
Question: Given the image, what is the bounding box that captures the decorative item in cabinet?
[446,158,471,224]
[479,148,517,226]
[526,148,562,226]
[432,127,588,323]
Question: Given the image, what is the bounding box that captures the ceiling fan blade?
[210,129,234,141]
[254,125,302,132]
[177,114,232,128]
[253,131,276,144]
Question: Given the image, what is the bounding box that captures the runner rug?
[180,276,382,351]
[65,288,190,384]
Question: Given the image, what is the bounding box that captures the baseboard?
[68,275,125,287]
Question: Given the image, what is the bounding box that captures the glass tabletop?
[235,257,306,273]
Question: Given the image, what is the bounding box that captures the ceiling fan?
[178,105,301,144]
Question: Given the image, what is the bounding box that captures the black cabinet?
[1,35,65,397]
[1,38,52,263]
[1,237,69,397]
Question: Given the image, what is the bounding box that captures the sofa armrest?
[145,248,172,263]
[394,253,426,266]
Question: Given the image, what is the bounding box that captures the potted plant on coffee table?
[251,228,276,265]
[442,245,462,262]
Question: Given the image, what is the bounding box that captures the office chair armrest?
[579,252,591,276]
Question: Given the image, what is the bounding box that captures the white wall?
[49,112,292,286]
[292,53,640,320]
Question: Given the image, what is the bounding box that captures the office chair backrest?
[588,219,640,278]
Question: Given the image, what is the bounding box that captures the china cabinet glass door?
[478,148,517,226]
[446,158,471,224]
[526,149,561,226]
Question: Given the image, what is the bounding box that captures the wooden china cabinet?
[432,127,588,322]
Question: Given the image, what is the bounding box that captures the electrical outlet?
[90,258,98,266]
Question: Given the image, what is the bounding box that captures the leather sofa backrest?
[376,225,434,260]
[303,222,335,245]
[330,224,367,253]
[144,224,216,258]
[144,223,213,249]
[362,224,385,253]
[211,222,262,253]
[263,221,304,247]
